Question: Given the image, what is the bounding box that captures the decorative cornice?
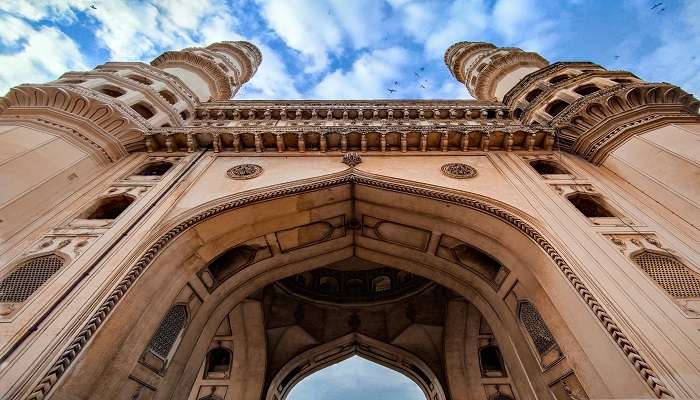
[24,170,672,399]
[207,41,259,84]
[502,62,602,105]
[444,42,496,83]
[473,51,549,101]
[550,83,699,161]
[98,62,200,106]
[151,50,232,101]
[0,85,148,154]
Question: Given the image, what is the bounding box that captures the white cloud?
[0,15,86,95]
[312,47,410,99]
[633,1,700,95]
[255,0,390,73]
[238,44,301,99]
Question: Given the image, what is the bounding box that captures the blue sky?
[0,1,699,100]
[287,356,425,400]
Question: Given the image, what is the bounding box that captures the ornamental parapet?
[195,100,510,122]
[143,121,554,154]
[549,82,700,163]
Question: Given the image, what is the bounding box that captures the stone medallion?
[226,164,263,180]
[441,163,477,179]
[342,152,362,168]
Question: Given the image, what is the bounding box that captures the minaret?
[444,41,548,101]
[151,41,261,102]
[446,40,700,228]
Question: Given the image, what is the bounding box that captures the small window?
[567,193,615,218]
[611,78,632,84]
[208,245,258,282]
[147,304,188,360]
[632,251,700,299]
[0,254,64,303]
[545,99,569,117]
[524,88,542,102]
[131,102,156,119]
[518,301,557,355]
[97,86,126,98]
[128,74,152,85]
[159,90,177,105]
[451,244,501,280]
[205,347,232,378]
[530,160,568,175]
[513,108,523,119]
[549,75,570,84]
[372,276,392,292]
[318,276,339,294]
[134,161,173,177]
[79,194,135,220]
[180,110,190,121]
[479,345,505,377]
[573,84,601,96]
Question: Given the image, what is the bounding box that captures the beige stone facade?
[0,39,699,400]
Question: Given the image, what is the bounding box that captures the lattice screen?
[633,251,700,299]
[0,254,64,303]
[148,304,188,359]
[518,301,557,355]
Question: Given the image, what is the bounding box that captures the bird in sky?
[414,72,420,78]
[420,84,426,89]
[393,81,399,86]
[651,2,663,10]
[387,88,397,93]
[419,67,425,72]
[90,4,97,9]
[657,7,666,14]
[614,55,620,60]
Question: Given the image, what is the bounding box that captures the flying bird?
[651,2,662,9]
[387,88,397,93]
[420,84,426,89]
[414,72,420,77]
[90,4,97,9]
[393,81,399,86]
[657,7,666,14]
[613,55,620,60]
[419,67,425,72]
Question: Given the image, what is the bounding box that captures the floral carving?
[441,163,478,179]
[342,152,362,167]
[226,164,263,180]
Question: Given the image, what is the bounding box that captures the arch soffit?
[265,333,447,400]
[30,170,671,400]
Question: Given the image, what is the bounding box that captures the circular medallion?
[441,163,477,179]
[226,164,263,180]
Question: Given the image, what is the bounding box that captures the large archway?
[40,170,662,400]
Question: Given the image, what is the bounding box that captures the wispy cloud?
[0,14,86,93]
[0,0,699,99]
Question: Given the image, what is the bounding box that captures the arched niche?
[78,194,135,220]
[47,171,661,400]
[266,333,443,400]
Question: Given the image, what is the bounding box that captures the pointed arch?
[265,333,445,400]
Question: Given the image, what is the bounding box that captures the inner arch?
[287,355,425,400]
